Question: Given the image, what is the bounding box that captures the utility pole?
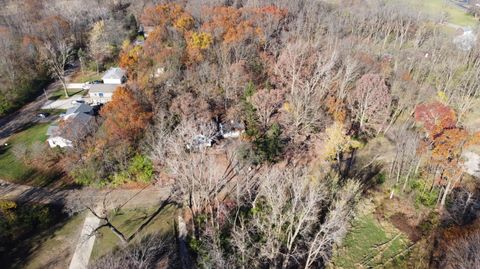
[43,88,48,101]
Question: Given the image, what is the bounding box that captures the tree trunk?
[440,180,451,208]
[177,215,193,269]
[61,78,69,98]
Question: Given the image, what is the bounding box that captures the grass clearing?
[48,88,85,101]
[22,212,85,269]
[403,0,478,27]
[91,205,177,261]
[70,71,102,83]
[331,215,411,268]
[0,123,60,186]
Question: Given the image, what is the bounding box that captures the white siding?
[90,92,114,104]
[103,78,123,84]
[47,137,73,148]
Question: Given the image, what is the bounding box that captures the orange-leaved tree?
[119,42,142,78]
[414,102,475,207]
[202,6,257,44]
[101,87,152,142]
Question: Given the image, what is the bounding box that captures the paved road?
[0,179,172,213]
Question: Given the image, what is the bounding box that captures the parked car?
[37,112,50,119]
[71,100,85,105]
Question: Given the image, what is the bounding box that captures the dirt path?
[0,179,172,213]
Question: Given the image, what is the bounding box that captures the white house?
[102,67,126,84]
[88,84,118,104]
[46,112,95,148]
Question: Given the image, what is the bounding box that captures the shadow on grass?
[48,89,84,101]
[0,203,70,269]
[10,166,65,189]
[0,121,37,141]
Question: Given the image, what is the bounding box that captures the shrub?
[128,154,154,183]
[410,179,439,208]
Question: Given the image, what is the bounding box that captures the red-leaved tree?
[101,87,152,142]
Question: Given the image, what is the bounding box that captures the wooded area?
[2,0,480,268]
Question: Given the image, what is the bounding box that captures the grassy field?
[404,0,478,27]
[70,71,102,83]
[49,88,85,101]
[0,123,60,186]
[331,215,411,268]
[91,205,177,261]
[22,213,85,269]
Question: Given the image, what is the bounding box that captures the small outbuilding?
[88,84,118,104]
[102,67,126,84]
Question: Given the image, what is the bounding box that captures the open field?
[48,88,85,101]
[0,123,60,186]
[332,215,411,268]
[91,205,177,261]
[0,203,84,269]
[403,0,478,27]
[70,71,102,83]
[22,212,85,269]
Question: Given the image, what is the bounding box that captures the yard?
[91,205,177,261]
[0,202,84,269]
[0,123,61,186]
[48,88,85,101]
[70,71,102,83]
[331,214,411,268]
[22,213,86,269]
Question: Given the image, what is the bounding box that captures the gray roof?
[66,103,93,116]
[47,111,95,142]
[88,84,118,94]
[57,113,95,141]
[102,67,126,80]
[46,125,59,136]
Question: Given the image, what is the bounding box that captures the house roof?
[102,67,126,80]
[46,125,59,136]
[66,103,93,116]
[47,112,95,142]
[88,84,118,94]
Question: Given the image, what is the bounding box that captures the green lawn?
[70,71,102,83]
[91,205,177,261]
[49,88,84,101]
[331,215,410,268]
[0,123,60,186]
[404,0,478,27]
[22,213,85,269]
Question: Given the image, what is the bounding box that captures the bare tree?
[223,168,360,268]
[89,233,174,269]
[444,231,480,269]
[164,121,239,236]
[274,40,337,136]
[250,88,285,130]
[348,73,392,133]
[40,39,73,98]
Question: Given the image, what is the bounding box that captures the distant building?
[219,120,245,139]
[88,84,118,104]
[47,112,96,148]
[102,67,126,84]
[454,28,477,51]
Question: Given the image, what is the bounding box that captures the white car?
[71,100,85,105]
